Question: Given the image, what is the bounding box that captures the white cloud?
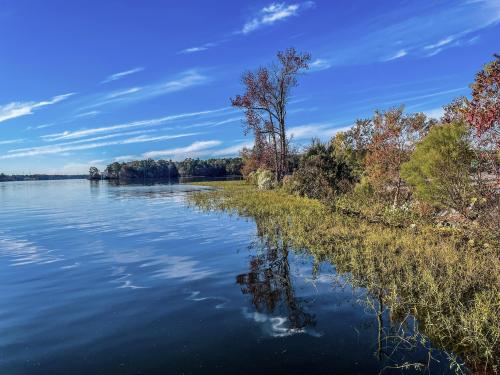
[106,87,142,99]
[57,162,106,175]
[309,58,332,71]
[211,141,254,156]
[424,35,455,50]
[158,70,208,93]
[42,107,228,141]
[178,40,226,54]
[378,87,465,106]
[74,110,101,118]
[289,123,351,140]
[1,132,198,160]
[0,138,24,145]
[87,70,209,109]
[143,140,222,159]
[384,49,407,61]
[113,155,138,162]
[180,46,209,54]
[316,1,500,66]
[101,67,144,84]
[36,123,55,129]
[242,1,314,34]
[0,93,75,124]
[423,33,481,57]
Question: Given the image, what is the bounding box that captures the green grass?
[188,180,499,374]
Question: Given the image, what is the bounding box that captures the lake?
[0,180,455,374]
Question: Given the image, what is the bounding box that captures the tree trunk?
[393,177,401,208]
[279,120,288,178]
[271,132,280,183]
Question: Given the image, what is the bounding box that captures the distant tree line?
[89,157,243,180]
[0,173,87,182]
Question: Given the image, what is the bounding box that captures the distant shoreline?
[0,174,87,182]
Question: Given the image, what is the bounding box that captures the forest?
[89,157,243,180]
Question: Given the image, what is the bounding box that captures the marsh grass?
[188,181,499,374]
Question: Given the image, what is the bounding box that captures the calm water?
[0,180,452,374]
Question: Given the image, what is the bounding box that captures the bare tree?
[231,48,311,182]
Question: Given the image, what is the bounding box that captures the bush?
[288,167,334,200]
[256,169,274,190]
[286,139,355,200]
[246,169,275,190]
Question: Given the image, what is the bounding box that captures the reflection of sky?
[0,181,252,288]
[0,180,456,373]
[242,308,323,338]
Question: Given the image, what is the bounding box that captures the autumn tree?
[231,48,311,182]
[401,122,476,219]
[364,107,433,207]
[334,118,375,179]
[465,54,499,143]
[443,55,499,198]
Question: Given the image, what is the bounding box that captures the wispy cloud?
[74,110,101,118]
[101,67,144,84]
[0,138,24,145]
[42,107,229,141]
[13,129,164,153]
[211,141,253,156]
[107,87,142,99]
[181,46,209,54]
[178,2,314,53]
[179,41,220,54]
[242,1,315,34]
[143,140,222,159]
[424,35,456,50]
[86,70,209,110]
[316,0,500,66]
[0,93,75,124]
[309,58,332,71]
[289,123,351,140]
[113,155,138,162]
[384,49,407,61]
[1,132,198,160]
[423,33,481,57]
[377,87,466,106]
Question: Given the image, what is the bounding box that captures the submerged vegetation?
[189,181,499,374]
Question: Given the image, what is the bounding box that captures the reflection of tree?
[236,224,316,332]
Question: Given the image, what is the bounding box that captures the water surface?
[0,180,452,374]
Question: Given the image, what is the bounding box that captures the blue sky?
[0,0,498,174]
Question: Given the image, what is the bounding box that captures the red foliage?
[231,48,311,181]
[465,54,499,140]
[364,107,432,206]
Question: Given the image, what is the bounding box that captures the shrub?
[401,122,477,219]
[256,169,274,190]
[287,139,355,200]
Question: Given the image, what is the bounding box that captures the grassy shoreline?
[188,180,499,374]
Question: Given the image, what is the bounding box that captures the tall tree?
[231,48,311,182]
[88,166,101,180]
[365,107,432,207]
[443,55,499,191]
[465,54,499,144]
[401,122,476,219]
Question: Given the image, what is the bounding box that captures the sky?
[0,0,499,174]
